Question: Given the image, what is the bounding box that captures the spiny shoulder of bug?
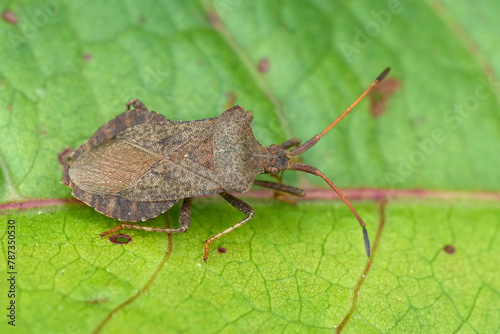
[218,106,294,174]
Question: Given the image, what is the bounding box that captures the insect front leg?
[203,192,254,262]
[100,198,192,236]
[278,137,301,150]
[268,138,301,185]
[254,179,303,205]
[126,98,149,111]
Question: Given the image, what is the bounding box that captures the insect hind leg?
[100,198,192,236]
[203,192,254,262]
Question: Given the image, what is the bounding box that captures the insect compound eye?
[270,167,279,175]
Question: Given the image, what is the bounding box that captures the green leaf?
[2,201,500,333]
[0,0,499,333]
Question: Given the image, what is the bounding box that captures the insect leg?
[99,198,192,236]
[126,98,148,111]
[253,180,305,197]
[272,138,302,185]
[203,192,254,262]
[223,91,236,110]
[177,197,192,232]
[58,147,74,166]
[278,137,301,150]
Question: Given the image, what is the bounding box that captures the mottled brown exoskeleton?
[61,68,390,261]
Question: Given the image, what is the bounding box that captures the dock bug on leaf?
[61,68,391,261]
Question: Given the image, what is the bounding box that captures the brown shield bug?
[61,68,390,261]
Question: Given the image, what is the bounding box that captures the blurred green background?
[0,0,499,333]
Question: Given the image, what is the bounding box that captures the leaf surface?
[0,0,499,333]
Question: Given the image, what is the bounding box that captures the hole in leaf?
[110,234,132,244]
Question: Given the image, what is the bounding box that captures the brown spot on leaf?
[2,10,18,25]
[258,58,270,73]
[7,105,13,111]
[217,247,226,254]
[109,234,132,244]
[58,147,74,165]
[208,11,220,26]
[138,15,146,25]
[83,53,92,61]
[443,245,455,254]
[369,78,401,118]
[86,298,109,304]
[39,124,47,136]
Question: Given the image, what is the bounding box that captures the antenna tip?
[363,226,371,257]
[376,67,391,82]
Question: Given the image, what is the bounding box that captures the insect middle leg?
[253,180,305,197]
[253,179,305,205]
[203,192,254,262]
[278,137,301,150]
[100,198,192,236]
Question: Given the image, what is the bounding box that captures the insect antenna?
[287,67,391,257]
[290,67,390,156]
[289,162,371,257]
